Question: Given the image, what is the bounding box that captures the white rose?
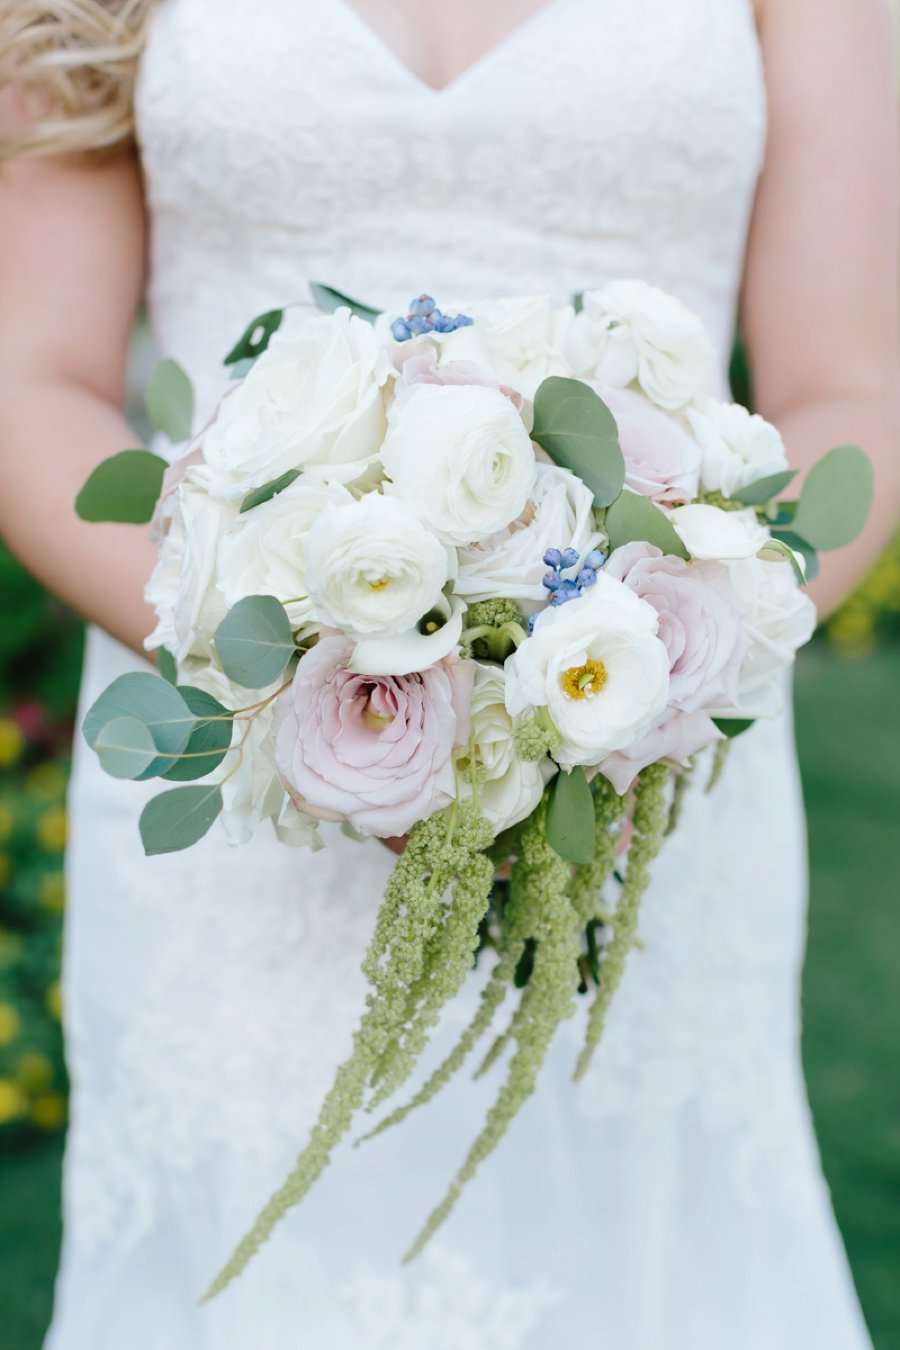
[459,663,553,832]
[381,383,537,546]
[304,492,453,635]
[434,296,575,399]
[704,556,817,719]
[669,504,765,561]
[189,665,323,849]
[504,574,671,768]
[567,280,714,411]
[217,477,354,638]
[687,399,790,498]
[201,309,391,497]
[454,463,603,612]
[144,473,237,664]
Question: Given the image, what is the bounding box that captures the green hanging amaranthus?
[203,801,495,1301]
[574,762,671,1082]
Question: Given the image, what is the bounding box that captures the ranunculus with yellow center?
[304,492,454,637]
[504,574,671,769]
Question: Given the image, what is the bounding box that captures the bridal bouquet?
[76,280,872,1293]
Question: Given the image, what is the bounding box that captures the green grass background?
[0,641,897,1348]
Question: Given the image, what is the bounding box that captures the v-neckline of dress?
[331,0,576,98]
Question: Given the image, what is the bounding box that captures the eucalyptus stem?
[573,763,670,1083]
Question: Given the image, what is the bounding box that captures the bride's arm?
[0,145,156,656]
[743,0,900,616]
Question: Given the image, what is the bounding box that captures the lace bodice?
[136,0,766,416]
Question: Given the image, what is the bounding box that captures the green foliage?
[546,766,595,864]
[732,468,798,506]
[161,688,233,782]
[531,377,625,508]
[139,784,224,855]
[83,673,195,779]
[94,717,160,780]
[223,308,284,367]
[791,445,874,551]
[75,449,168,525]
[214,596,295,689]
[240,470,301,514]
[606,489,690,558]
[145,358,194,443]
[308,282,382,323]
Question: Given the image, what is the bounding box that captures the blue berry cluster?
[391,294,475,342]
[527,546,609,632]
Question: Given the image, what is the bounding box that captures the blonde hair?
[0,1,152,160]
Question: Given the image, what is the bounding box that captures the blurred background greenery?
[0,337,898,1346]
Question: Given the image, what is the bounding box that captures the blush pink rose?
[605,542,748,714]
[596,709,721,795]
[593,383,701,505]
[392,350,526,412]
[273,635,472,838]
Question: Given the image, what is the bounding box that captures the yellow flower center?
[561,658,608,700]
[368,579,390,592]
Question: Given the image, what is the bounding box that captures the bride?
[1,1,899,1346]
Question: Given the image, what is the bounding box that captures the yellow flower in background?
[46,983,63,1020]
[31,1092,66,1131]
[0,1003,22,1047]
[37,806,67,853]
[27,761,68,803]
[0,719,25,768]
[0,800,15,844]
[39,871,66,912]
[0,852,11,889]
[16,1051,54,1093]
[0,1078,27,1124]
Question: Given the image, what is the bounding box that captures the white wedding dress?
[46,1,874,1346]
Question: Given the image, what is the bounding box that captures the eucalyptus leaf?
[94,717,160,780]
[75,450,167,524]
[223,309,284,367]
[309,282,382,323]
[83,673,195,780]
[531,378,625,508]
[712,718,755,739]
[732,468,797,507]
[156,648,177,685]
[605,490,690,559]
[546,766,595,865]
[240,470,301,514]
[791,445,874,550]
[770,529,820,581]
[139,785,224,855]
[756,536,807,584]
[162,687,234,782]
[146,358,194,443]
[214,595,295,688]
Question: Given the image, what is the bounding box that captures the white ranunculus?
[702,556,817,719]
[504,574,671,769]
[669,504,766,561]
[381,383,537,546]
[454,463,603,612]
[304,492,454,636]
[687,399,790,498]
[217,478,354,638]
[566,280,714,411]
[460,663,553,831]
[144,473,237,665]
[188,665,323,850]
[434,296,576,399]
[200,309,392,497]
